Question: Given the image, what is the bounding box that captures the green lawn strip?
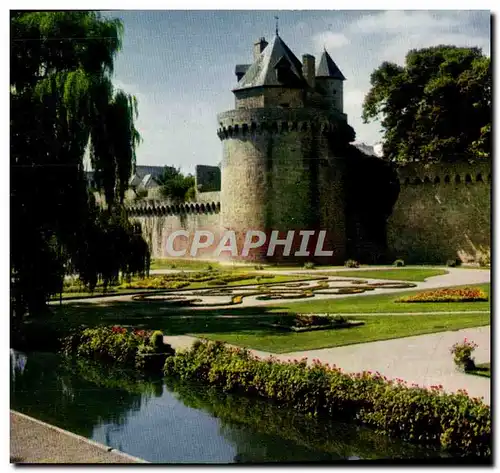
[265,265,346,271]
[45,301,490,354]
[467,363,491,378]
[149,258,221,270]
[41,282,490,355]
[271,283,491,314]
[52,274,319,300]
[322,268,448,282]
[194,312,490,353]
[40,285,491,354]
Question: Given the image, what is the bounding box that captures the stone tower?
[217,33,349,263]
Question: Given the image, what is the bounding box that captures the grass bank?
[39,284,490,354]
[323,268,448,281]
[467,363,491,378]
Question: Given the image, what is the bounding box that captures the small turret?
[315,49,345,112]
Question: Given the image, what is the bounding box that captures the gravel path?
[10,411,147,464]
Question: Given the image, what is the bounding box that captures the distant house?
[129,165,168,190]
[86,165,174,192]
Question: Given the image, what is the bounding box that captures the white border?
[4,4,497,472]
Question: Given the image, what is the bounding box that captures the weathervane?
[275,15,279,35]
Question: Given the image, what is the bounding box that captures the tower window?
[332,89,337,95]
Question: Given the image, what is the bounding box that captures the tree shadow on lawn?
[47,299,294,338]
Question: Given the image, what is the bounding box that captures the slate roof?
[140,174,159,189]
[134,165,166,180]
[233,34,307,90]
[316,50,346,80]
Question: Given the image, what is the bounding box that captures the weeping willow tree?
[10,11,149,321]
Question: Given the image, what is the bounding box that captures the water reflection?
[11,351,443,463]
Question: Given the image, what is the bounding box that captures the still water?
[11,350,444,463]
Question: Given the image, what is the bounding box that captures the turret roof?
[316,50,346,80]
[233,34,306,91]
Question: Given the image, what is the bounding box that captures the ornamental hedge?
[163,340,491,457]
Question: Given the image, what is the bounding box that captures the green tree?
[157,167,196,203]
[10,11,149,320]
[362,45,491,162]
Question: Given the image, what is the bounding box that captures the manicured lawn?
[40,283,490,354]
[199,312,490,353]
[275,283,490,314]
[323,268,448,282]
[150,258,221,270]
[467,363,491,378]
[150,258,258,270]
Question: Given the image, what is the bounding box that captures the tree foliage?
[362,45,491,162]
[157,167,196,203]
[11,11,149,318]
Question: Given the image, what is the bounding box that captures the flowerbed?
[120,277,191,290]
[164,340,491,457]
[61,325,174,371]
[396,287,488,303]
[259,314,365,332]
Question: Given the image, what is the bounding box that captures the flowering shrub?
[276,314,348,328]
[396,287,488,303]
[164,340,491,456]
[61,325,173,369]
[450,338,478,369]
[344,259,360,268]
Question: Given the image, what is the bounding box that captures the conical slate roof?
[233,34,306,90]
[316,50,346,80]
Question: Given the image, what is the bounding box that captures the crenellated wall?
[128,201,222,260]
[127,158,491,265]
[387,161,491,264]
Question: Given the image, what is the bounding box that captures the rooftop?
[316,50,346,80]
[233,34,307,91]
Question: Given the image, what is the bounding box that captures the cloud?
[109,79,224,174]
[348,10,461,34]
[312,31,350,51]
[381,32,491,64]
[347,10,490,64]
[343,88,366,110]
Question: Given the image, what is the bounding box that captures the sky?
[105,10,491,174]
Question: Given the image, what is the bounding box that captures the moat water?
[11,350,445,463]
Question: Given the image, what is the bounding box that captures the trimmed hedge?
[163,340,491,457]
